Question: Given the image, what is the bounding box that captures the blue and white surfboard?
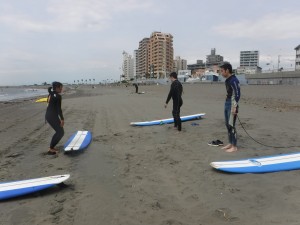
[210,152,300,173]
[0,174,70,200]
[130,113,205,126]
[64,131,92,152]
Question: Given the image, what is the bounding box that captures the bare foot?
[221,144,232,150]
[48,148,59,154]
[225,147,237,153]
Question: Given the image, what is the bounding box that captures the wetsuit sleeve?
[57,95,64,120]
[231,79,240,107]
[166,83,174,104]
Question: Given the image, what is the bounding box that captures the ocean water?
[0,87,48,102]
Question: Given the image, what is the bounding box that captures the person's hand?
[60,120,64,127]
[231,107,237,115]
[164,103,167,108]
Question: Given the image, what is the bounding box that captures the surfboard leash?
[237,115,300,149]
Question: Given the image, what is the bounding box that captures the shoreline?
[0,85,78,103]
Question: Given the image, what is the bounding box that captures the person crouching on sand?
[164,72,183,132]
[45,82,64,154]
[220,62,241,153]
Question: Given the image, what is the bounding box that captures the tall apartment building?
[174,56,187,73]
[148,32,174,78]
[136,38,149,78]
[240,50,259,67]
[206,48,224,67]
[133,50,138,79]
[122,51,134,80]
[295,45,300,71]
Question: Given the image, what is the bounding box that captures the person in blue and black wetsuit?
[220,62,240,153]
[165,72,183,132]
[45,82,64,154]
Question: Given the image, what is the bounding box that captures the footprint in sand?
[282,185,300,194]
[160,219,184,225]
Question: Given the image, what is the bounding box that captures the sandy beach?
[0,83,300,225]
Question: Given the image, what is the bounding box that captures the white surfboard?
[130,113,206,126]
[211,152,300,173]
[0,174,70,200]
[64,131,92,152]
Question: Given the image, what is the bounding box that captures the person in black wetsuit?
[165,72,183,131]
[220,62,240,153]
[133,83,138,93]
[45,82,64,154]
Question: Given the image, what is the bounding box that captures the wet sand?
[0,83,300,225]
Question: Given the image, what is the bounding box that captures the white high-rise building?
[174,56,187,72]
[136,38,149,79]
[240,50,259,67]
[122,51,134,80]
[133,50,138,80]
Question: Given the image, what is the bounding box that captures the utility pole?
[277,55,280,72]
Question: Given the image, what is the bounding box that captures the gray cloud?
[0,0,153,32]
[212,12,300,40]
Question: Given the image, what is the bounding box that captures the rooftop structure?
[295,45,300,71]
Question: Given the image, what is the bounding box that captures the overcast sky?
[0,0,299,85]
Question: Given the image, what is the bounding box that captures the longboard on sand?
[64,131,92,152]
[0,174,70,200]
[35,97,48,103]
[210,152,300,173]
[130,113,205,126]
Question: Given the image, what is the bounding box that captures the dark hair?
[169,72,178,79]
[52,81,63,90]
[220,62,232,74]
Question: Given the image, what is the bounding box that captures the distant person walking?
[45,82,64,154]
[220,62,241,153]
[133,83,138,93]
[165,72,183,131]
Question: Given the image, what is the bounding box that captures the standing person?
[45,82,64,154]
[133,83,138,93]
[164,72,183,131]
[220,62,241,153]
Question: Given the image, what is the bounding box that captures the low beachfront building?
[236,66,262,74]
[177,70,191,82]
[246,71,300,85]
